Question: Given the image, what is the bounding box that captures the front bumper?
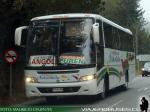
[25,79,97,97]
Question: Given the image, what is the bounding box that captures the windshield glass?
[26,18,95,66]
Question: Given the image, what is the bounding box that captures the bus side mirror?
[15,26,28,47]
[92,23,100,44]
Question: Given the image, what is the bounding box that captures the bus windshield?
[27,18,95,66]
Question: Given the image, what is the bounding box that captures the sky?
[140,0,150,21]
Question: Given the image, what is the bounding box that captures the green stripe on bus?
[97,67,121,85]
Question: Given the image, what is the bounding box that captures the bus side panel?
[104,48,135,89]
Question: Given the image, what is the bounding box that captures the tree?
[102,0,144,28]
[102,0,150,55]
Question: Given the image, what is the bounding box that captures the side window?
[116,29,121,49]
[111,28,121,50]
[103,22,121,49]
[111,27,116,48]
[128,35,134,52]
[103,22,113,48]
[112,28,117,49]
[120,30,133,52]
[120,31,126,50]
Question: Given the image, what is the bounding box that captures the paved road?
[20,76,150,112]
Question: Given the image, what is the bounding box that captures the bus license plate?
[52,88,63,92]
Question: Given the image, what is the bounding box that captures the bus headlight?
[80,74,96,81]
[25,76,38,83]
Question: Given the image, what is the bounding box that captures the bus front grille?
[37,87,81,93]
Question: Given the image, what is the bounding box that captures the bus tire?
[101,73,109,99]
[101,82,106,99]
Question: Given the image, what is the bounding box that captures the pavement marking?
[144,88,148,91]
[138,87,149,92]
[138,88,143,92]
[130,76,141,84]
[109,100,123,108]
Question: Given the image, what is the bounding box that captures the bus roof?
[31,13,132,35]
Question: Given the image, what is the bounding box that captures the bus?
[15,13,135,100]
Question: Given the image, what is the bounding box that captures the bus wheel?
[46,96,58,103]
[101,74,109,99]
[101,83,106,99]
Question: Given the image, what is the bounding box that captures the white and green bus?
[15,13,135,100]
